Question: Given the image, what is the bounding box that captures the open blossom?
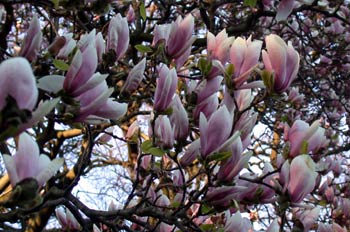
[64,43,98,96]
[3,133,64,187]
[0,57,38,111]
[262,34,300,93]
[107,13,129,61]
[207,29,233,63]
[154,64,178,111]
[230,36,262,88]
[19,15,42,61]
[284,120,328,158]
[280,155,318,203]
[153,14,195,67]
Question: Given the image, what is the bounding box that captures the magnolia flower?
[192,93,219,120]
[19,15,42,61]
[180,139,200,167]
[64,43,98,96]
[56,208,81,231]
[121,58,146,93]
[0,57,38,111]
[294,207,320,231]
[262,34,300,93]
[217,137,252,182]
[199,105,233,158]
[276,0,295,22]
[205,186,246,209]
[56,33,76,59]
[3,133,64,187]
[126,5,135,23]
[153,64,178,111]
[224,211,252,232]
[153,115,174,149]
[169,94,189,141]
[283,155,317,203]
[284,120,328,158]
[107,13,129,61]
[153,14,195,67]
[207,29,233,63]
[75,79,127,123]
[230,36,262,87]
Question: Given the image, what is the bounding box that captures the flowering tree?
[0,0,349,231]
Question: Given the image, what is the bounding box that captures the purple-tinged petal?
[121,58,146,93]
[0,57,38,110]
[276,0,296,22]
[19,15,42,61]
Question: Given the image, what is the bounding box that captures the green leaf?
[148,147,165,157]
[198,58,212,76]
[201,204,212,214]
[200,224,215,231]
[53,59,70,71]
[140,140,165,156]
[141,140,153,153]
[261,69,274,91]
[300,140,309,154]
[140,2,146,21]
[244,0,257,7]
[207,151,232,162]
[135,44,152,53]
[52,0,59,8]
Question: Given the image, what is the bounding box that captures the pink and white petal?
[2,155,20,186]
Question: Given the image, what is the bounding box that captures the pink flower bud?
[126,5,135,23]
[3,133,64,187]
[107,13,129,61]
[0,57,38,111]
[166,14,195,59]
[262,34,300,93]
[169,94,189,141]
[154,115,174,149]
[288,155,317,203]
[125,120,139,140]
[200,105,233,158]
[205,186,245,209]
[121,58,146,93]
[154,64,178,111]
[57,33,76,59]
[180,139,200,167]
[19,15,42,61]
